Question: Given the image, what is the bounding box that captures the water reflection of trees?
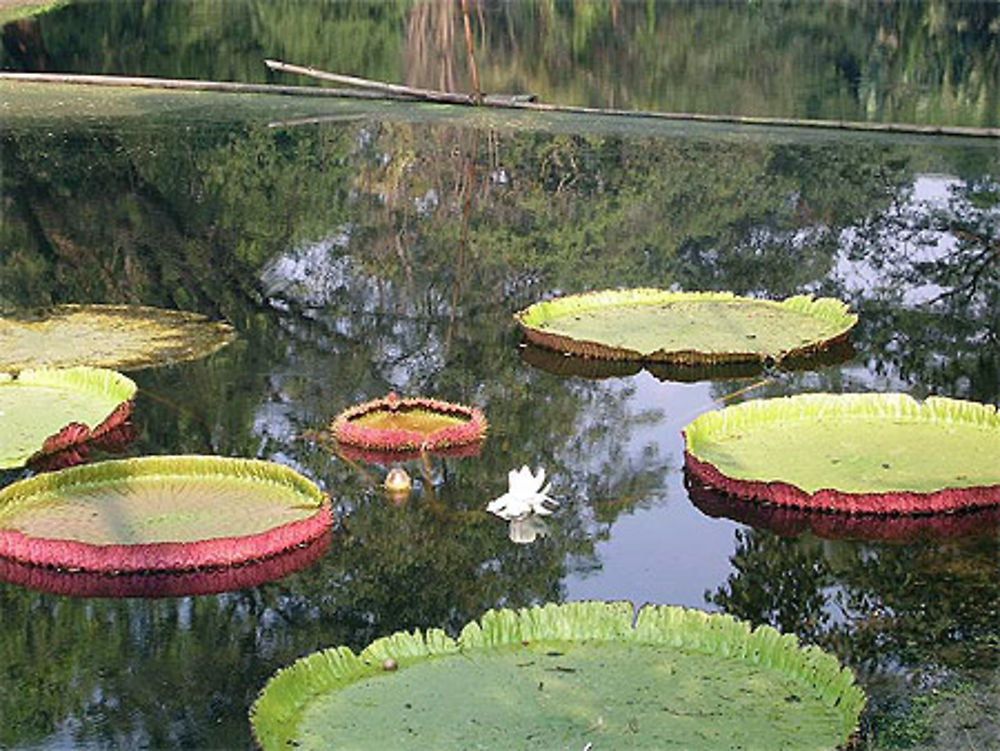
[707,527,999,748]
[4,1,997,126]
[2,108,999,747]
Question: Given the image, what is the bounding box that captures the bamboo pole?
[263,60,1000,138]
[0,70,397,99]
[264,59,477,104]
[3,69,997,139]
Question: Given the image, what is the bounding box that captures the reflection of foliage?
[828,536,999,674]
[3,0,996,127]
[707,526,1000,750]
[471,0,999,126]
[707,530,833,644]
[709,529,999,674]
[843,177,1000,402]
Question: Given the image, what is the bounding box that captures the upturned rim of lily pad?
[0,366,136,470]
[684,393,1000,514]
[514,289,857,364]
[0,455,332,572]
[685,470,1000,542]
[250,600,865,749]
[0,531,332,598]
[331,393,487,454]
[27,420,138,473]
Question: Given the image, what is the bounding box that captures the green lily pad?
[0,455,332,571]
[684,393,1000,514]
[251,601,864,750]
[0,367,136,469]
[515,290,856,364]
[0,304,235,372]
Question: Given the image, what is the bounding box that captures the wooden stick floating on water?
[3,68,997,139]
[264,59,479,105]
[264,60,998,138]
[0,71,397,99]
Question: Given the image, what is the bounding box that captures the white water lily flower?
[486,466,558,520]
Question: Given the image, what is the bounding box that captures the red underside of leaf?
[29,399,135,466]
[0,500,333,573]
[0,531,332,598]
[28,421,138,473]
[685,471,1000,541]
[684,450,1000,515]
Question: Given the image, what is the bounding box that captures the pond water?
[1,2,998,749]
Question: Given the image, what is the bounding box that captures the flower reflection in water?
[507,514,550,544]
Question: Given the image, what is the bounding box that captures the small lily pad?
[684,393,1000,514]
[251,601,864,750]
[0,455,332,572]
[0,367,136,469]
[331,393,487,454]
[515,290,857,364]
[0,304,235,372]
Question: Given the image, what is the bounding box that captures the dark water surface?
[1,2,999,750]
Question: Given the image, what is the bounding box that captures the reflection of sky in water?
[834,174,958,307]
[564,373,738,610]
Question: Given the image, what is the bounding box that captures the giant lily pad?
[515,290,857,364]
[0,455,331,572]
[684,393,1000,514]
[251,601,864,750]
[0,367,136,469]
[331,393,487,455]
[0,304,235,372]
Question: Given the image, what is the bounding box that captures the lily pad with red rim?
[331,393,487,454]
[0,303,235,372]
[250,601,864,750]
[515,289,857,364]
[0,366,136,469]
[683,393,1000,514]
[0,455,332,572]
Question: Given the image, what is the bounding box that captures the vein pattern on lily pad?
[515,290,856,364]
[0,304,235,372]
[0,367,136,469]
[0,455,331,572]
[251,601,864,750]
[684,393,1000,514]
